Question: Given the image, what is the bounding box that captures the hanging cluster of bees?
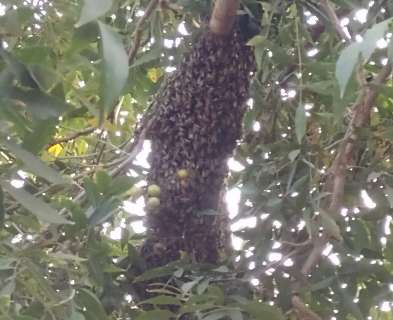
[140,27,255,268]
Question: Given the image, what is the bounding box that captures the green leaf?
[303,80,334,96]
[229,310,243,320]
[133,264,177,283]
[75,289,108,320]
[69,309,86,320]
[84,177,100,207]
[337,286,365,320]
[47,252,87,262]
[0,51,36,88]
[182,277,203,293]
[130,48,161,69]
[336,43,360,97]
[0,138,68,185]
[98,22,129,114]
[135,310,174,320]
[109,176,135,196]
[288,149,300,162]
[87,199,120,226]
[0,185,4,226]
[319,209,342,241]
[0,257,16,270]
[76,0,113,27]
[1,181,71,225]
[22,119,57,154]
[139,295,182,306]
[95,170,112,194]
[26,64,59,92]
[247,35,265,46]
[10,87,70,120]
[197,279,210,295]
[202,311,227,320]
[242,301,285,320]
[295,104,306,143]
[0,7,33,35]
[361,18,393,62]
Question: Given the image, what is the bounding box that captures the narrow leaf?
[135,310,174,320]
[75,288,108,320]
[0,138,68,185]
[10,87,70,120]
[87,199,120,226]
[76,0,113,27]
[288,149,301,162]
[319,209,342,241]
[130,48,161,69]
[1,181,71,225]
[0,256,17,270]
[229,310,243,320]
[202,311,227,320]
[361,18,393,62]
[98,22,128,113]
[0,185,4,226]
[139,295,181,306]
[295,104,307,143]
[336,43,360,97]
[133,264,177,283]
[243,302,285,320]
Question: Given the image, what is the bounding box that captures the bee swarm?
[140,28,255,267]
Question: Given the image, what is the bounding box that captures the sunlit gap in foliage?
[0,4,6,16]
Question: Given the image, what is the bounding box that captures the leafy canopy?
[1,0,393,319]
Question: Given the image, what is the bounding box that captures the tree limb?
[290,5,392,311]
[320,0,351,41]
[300,63,392,276]
[128,0,160,64]
[209,0,240,36]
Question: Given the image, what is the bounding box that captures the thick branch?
[320,0,351,41]
[209,0,240,36]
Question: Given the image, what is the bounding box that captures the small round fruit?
[146,197,160,210]
[129,186,143,198]
[177,169,189,179]
[147,184,161,197]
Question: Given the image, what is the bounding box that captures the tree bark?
[209,0,240,36]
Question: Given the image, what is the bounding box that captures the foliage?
[0,0,393,319]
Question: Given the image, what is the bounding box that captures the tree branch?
[300,63,392,275]
[128,0,160,64]
[320,0,351,41]
[209,0,240,36]
[48,127,96,147]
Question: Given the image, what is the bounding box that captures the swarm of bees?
[140,27,255,268]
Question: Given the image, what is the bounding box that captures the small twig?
[47,127,96,148]
[128,0,160,64]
